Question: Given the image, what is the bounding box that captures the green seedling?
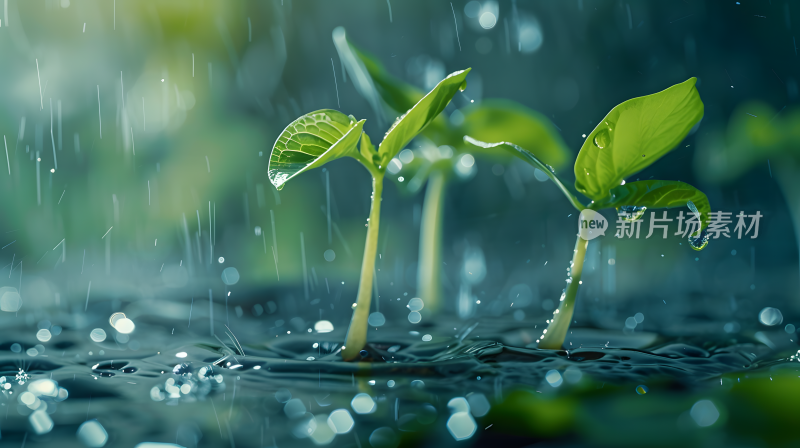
[268,68,470,360]
[694,102,800,280]
[466,78,710,349]
[333,27,569,313]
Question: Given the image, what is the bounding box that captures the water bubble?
[10,343,21,353]
[759,307,783,326]
[314,320,334,333]
[407,297,424,311]
[447,397,470,414]
[20,391,36,405]
[689,228,710,251]
[115,318,135,334]
[221,267,240,285]
[327,409,354,434]
[398,149,414,164]
[29,409,54,435]
[90,329,107,342]
[284,398,307,419]
[618,205,647,221]
[545,370,563,387]
[323,249,336,262]
[634,313,645,323]
[411,380,425,388]
[77,419,109,447]
[593,128,611,149]
[109,312,126,328]
[408,311,422,324]
[351,393,376,414]
[786,324,796,333]
[479,11,497,29]
[464,1,481,18]
[636,385,648,395]
[28,379,58,397]
[254,226,262,236]
[518,16,543,53]
[291,412,317,438]
[467,393,491,417]
[446,412,477,441]
[310,414,335,445]
[36,329,51,342]
[625,317,637,329]
[690,400,720,427]
[359,350,368,357]
[563,366,583,384]
[275,388,292,403]
[0,289,21,312]
[387,158,403,174]
[387,380,396,387]
[422,334,432,342]
[367,312,385,327]
[533,168,549,182]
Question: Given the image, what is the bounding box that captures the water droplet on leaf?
[617,206,647,221]
[688,228,709,251]
[593,128,611,149]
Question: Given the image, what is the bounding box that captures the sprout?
[333,27,569,314]
[267,68,471,360]
[466,78,709,349]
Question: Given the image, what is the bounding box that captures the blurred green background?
[0,0,797,337]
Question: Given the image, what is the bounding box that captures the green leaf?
[459,99,571,168]
[332,27,393,125]
[592,180,711,229]
[268,110,365,190]
[351,46,422,116]
[332,27,423,115]
[378,69,471,167]
[574,78,704,201]
[464,136,586,212]
[694,102,786,184]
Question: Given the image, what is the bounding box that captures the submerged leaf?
[378,69,471,166]
[269,110,365,190]
[574,78,704,201]
[459,99,571,168]
[464,136,585,211]
[592,180,711,229]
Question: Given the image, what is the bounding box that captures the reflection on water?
[0,312,794,447]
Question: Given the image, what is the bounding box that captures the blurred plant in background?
[334,27,569,315]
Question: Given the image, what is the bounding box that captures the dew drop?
[617,206,647,221]
[688,228,709,251]
[592,128,611,149]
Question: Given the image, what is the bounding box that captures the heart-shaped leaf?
[574,78,704,201]
[464,136,585,211]
[378,69,471,166]
[459,99,571,168]
[269,109,365,190]
[592,180,710,229]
